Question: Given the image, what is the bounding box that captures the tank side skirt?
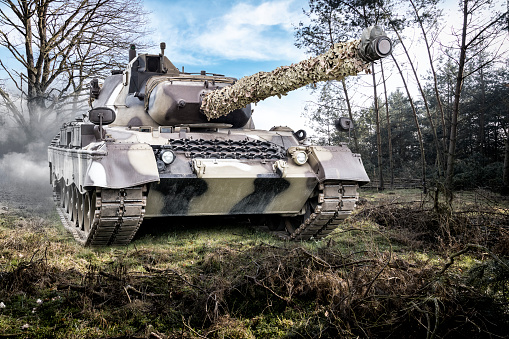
[287,182,359,240]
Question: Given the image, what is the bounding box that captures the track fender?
[308,145,370,184]
[84,143,159,188]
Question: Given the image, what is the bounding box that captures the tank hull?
[49,125,369,245]
[145,176,316,217]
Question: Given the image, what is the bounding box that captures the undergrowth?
[0,189,508,338]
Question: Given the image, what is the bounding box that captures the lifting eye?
[293,129,307,141]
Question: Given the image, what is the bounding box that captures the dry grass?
[0,189,508,338]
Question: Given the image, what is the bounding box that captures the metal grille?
[154,138,286,160]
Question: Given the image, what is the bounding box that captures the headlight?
[292,151,308,165]
[160,150,175,164]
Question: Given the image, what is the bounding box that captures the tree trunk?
[409,0,447,174]
[392,55,426,189]
[503,133,509,190]
[445,0,469,201]
[372,63,384,190]
[380,59,394,188]
[341,79,359,151]
[478,65,486,156]
[388,21,439,185]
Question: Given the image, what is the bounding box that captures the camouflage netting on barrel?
[200,40,370,120]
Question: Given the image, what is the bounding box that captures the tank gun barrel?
[201,26,392,120]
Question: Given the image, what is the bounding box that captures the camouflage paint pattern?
[49,124,368,217]
[48,140,159,193]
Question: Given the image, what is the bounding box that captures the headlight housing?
[160,150,175,164]
[292,150,308,165]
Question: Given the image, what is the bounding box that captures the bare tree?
[444,0,507,201]
[408,0,447,165]
[391,54,426,189]
[0,0,148,141]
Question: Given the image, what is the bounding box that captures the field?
[1,182,509,338]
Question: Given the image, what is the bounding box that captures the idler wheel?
[87,190,97,234]
[266,216,285,232]
[60,182,66,208]
[282,198,316,236]
[284,216,300,234]
[65,185,72,214]
[83,192,91,233]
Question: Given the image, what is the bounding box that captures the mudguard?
[83,143,159,189]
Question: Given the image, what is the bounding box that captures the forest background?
[0,0,507,199]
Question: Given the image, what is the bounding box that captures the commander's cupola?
[126,43,180,97]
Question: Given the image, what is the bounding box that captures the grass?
[1,189,508,338]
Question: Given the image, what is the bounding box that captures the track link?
[287,182,358,240]
[55,184,147,246]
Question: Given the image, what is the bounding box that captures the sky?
[142,0,313,131]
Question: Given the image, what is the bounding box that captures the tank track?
[54,182,356,244]
[55,184,147,246]
[284,182,358,240]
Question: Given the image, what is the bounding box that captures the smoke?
[0,150,47,182]
[0,86,79,216]
[0,141,54,215]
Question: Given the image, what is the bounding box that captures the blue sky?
[144,0,309,76]
[140,0,488,132]
[143,0,312,130]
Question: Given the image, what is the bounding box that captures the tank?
[48,26,392,246]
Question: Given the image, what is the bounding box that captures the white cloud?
[195,0,307,61]
[144,0,310,66]
[223,1,295,28]
[144,1,214,66]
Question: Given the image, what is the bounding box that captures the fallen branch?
[99,270,122,281]
[245,274,291,303]
[297,247,375,269]
[438,244,509,276]
[56,284,107,298]
[144,265,208,295]
[125,284,165,298]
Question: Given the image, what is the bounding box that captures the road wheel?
[77,189,84,230]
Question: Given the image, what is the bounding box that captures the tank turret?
[89,26,391,129]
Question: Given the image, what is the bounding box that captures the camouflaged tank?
[48,26,392,246]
